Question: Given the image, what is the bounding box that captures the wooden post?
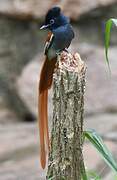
[47,51,86,180]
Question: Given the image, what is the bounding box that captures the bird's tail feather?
[38,92,46,169]
[38,56,56,169]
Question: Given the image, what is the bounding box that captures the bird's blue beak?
[40,24,50,30]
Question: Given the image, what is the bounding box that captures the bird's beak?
[40,24,50,30]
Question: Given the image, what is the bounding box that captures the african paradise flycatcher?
[38,6,75,169]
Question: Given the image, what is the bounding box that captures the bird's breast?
[47,48,57,60]
[52,24,74,51]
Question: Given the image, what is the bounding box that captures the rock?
[83,141,117,178]
[0,109,17,123]
[85,113,117,135]
[17,44,117,117]
[16,54,41,115]
[85,46,117,115]
[60,0,117,20]
[103,171,116,180]
[0,0,52,20]
[16,53,54,125]
[0,119,116,180]
[0,16,43,121]
[103,131,117,141]
[0,122,37,161]
[0,0,116,20]
[0,155,46,180]
[0,121,46,180]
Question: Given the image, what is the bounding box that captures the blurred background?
[0,0,117,179]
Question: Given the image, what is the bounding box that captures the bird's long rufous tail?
[38,56,56,169]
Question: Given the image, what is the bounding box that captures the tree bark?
[47,52,86,180]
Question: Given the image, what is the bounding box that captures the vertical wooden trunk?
[47,52,86,180]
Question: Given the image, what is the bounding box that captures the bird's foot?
[64,48,69,53]
[56,51,61,56]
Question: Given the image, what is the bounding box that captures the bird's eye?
[50,19,54,25]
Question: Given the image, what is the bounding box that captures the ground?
[0,109,117,180]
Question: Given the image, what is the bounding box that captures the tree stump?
[47,51,87,180]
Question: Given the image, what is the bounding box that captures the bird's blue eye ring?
[50,19,55,25]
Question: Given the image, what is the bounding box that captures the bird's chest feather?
[52,24,74,50]
[44,24,74,60]
[44,32,56,60]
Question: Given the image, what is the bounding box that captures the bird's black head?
[40,6,69,30]
[45,7,61,25]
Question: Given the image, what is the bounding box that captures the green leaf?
[105,18,117,73]
[84,129,117,174]
[81,172,88,180]
[87,170,101,180]
[48,175,66,180]
[48,176,55,180]
[81,162,88,180]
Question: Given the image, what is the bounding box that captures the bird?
[38,6,75,169]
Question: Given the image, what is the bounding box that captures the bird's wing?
[44,32,54,55]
